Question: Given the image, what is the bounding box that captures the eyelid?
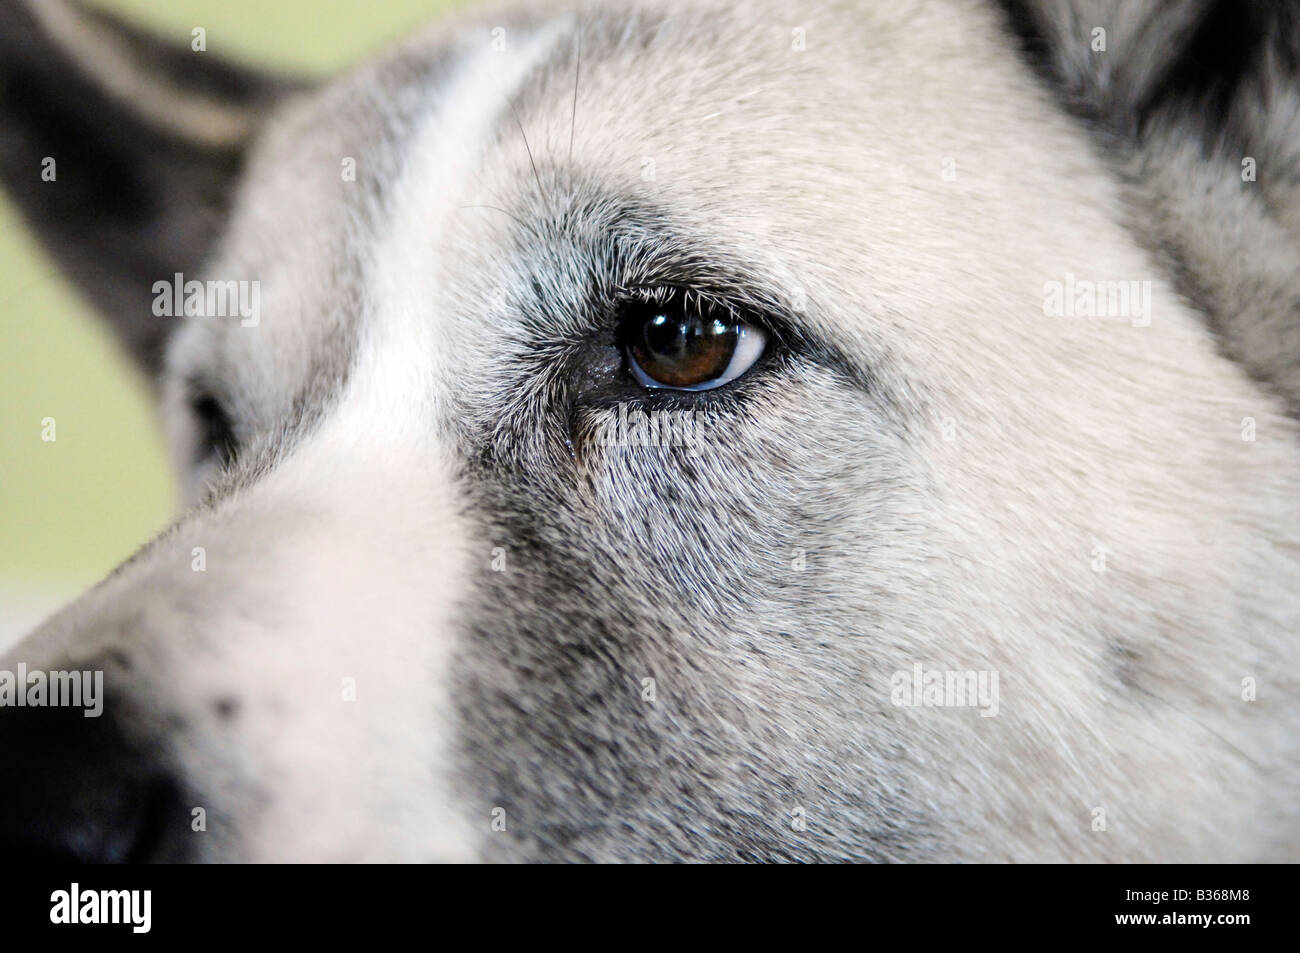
[618,281,794,344]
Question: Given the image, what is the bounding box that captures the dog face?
[2,0,1298,862]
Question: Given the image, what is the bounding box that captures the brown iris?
[626,298,751,390]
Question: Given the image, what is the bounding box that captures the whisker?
[503,93,547,211]
[569,27,583,161]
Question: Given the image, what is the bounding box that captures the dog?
[0,0,1297,862]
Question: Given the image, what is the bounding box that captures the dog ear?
[0,0,309,378]
[999,1,1298,135]
[1003,0,1300,412]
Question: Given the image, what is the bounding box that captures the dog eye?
[189,392,238,468]
[622,291,767,391]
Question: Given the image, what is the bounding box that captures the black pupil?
[632,305,739,388]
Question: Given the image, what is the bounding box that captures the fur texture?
[0,0,1297,861]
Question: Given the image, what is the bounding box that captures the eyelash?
[614,284,745,325]
[617,284,789,370]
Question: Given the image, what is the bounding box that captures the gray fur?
[0,0,1297,862]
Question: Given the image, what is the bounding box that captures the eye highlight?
[621,289,767,391]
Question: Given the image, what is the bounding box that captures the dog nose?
[0,682,192,863]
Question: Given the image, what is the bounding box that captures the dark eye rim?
[187,388,239,469]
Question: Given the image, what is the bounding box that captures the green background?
[0,0,463,639]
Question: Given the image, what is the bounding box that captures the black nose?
[0,685,192,863]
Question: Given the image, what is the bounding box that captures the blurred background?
[0,0,464,644]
